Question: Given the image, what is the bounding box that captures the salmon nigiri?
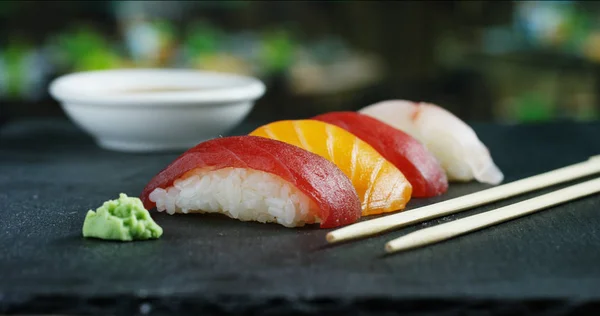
[140,136,362,228]
[249,120,412,216]
[359,100,504,184]
[313,111,448,197]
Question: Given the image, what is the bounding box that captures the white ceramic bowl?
[49,69,266,152]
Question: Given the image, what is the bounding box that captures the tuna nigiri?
[140,136,362,228]
[249,120,413,216]
[359,100,504,184]
[313,111,448,197]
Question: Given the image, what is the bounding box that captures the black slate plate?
[1,119,600,315]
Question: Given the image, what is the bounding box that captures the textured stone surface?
[1,119,600,315]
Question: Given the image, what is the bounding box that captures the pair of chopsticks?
[327,155,600,253]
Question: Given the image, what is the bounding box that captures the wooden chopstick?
[385,177,600,253]
[327,155,600,244]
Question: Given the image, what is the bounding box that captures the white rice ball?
[148,167,320,227]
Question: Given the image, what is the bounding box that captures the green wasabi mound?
[82,193,163,241]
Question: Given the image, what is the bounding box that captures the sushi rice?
[149,167,320,227]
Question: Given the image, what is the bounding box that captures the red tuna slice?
[140,135,362,228]
[313,111,448,197]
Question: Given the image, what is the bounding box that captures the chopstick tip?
[325,232,337,243]
[384,242,395,253]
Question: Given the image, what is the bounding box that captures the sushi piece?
[140,136,362,228]
[313,111,448,197]
[249,120,412,216]
[359,100,504,184]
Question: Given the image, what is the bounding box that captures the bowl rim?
[48,68,266,107]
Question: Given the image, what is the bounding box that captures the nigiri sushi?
[140,136,362,228]
[359,100,504,184]
[249,120,412,216]
[313,111,448,197]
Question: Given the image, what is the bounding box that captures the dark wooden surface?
[1,118,599,315]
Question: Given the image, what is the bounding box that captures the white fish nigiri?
[359,100,504,185]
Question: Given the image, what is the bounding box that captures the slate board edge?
[4,294,600,316]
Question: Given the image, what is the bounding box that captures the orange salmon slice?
[250,119,412,216]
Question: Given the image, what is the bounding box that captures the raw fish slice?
[249,120,412,216]
[313,111,448,197]
[140,136,362,228]
[359,100,504,184]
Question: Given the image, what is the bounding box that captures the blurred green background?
[1,0,599,123]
